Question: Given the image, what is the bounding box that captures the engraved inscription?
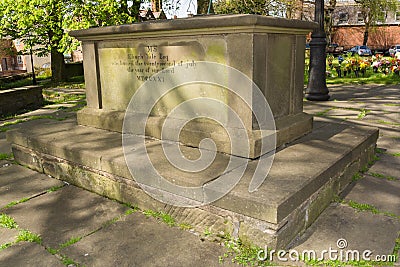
[111,45,197,82]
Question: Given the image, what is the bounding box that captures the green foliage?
[352,172,363,182]
[59,236,82,249]
[394,235,400,261]
[354,0,398,44]
[368,172,398,181]
[71,0,141,28]
[214,0,301,18]
[143,209,176,226]
[0,77,47,90]
[214,0,270,15]
[0,214,18,229]
[0,153,13,160]
[178,223,193,230]
[124,209,136,215]
[0,243,12,250]
[357,108,370,119]
[220,238,273,266]
[46,247,58,255]
[315,108,333,117]
[2,197,30,209]
[16,229,42,244]
[347,200,380,214]
[306,54,400,85]
[47,185,65,193]
[345,200,400,220]
[0,0,70,56]
[203,227,212,237]
[0,0,140,81]
[62,256,79,266]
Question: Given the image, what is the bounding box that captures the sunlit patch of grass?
[0,214,18,229]
[16,229,42,244]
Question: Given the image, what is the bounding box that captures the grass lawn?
[0,75,85,90]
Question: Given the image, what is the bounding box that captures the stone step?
[6,118,378,248]
[290,204,400,264]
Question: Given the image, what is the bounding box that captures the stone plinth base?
[7,118,378,248]
[77,107,313,158]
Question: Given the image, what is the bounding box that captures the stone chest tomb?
[71,14,317,158]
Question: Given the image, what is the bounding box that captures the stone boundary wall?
[0,86,43,117]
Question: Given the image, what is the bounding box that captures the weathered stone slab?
[3,185,128,248]
[0,160,11,168]
[7,118,378,248]
[0,228,18,245]
[368,153,400,180]
[0,86,43,117]
[19,108,59,117]
[0,242,64,266]
[344,175,400,216]
[292,205,400,258]
[0,164,64,208]
[61,212,236,267]
[0,139,11,154]
[377,135,400,155]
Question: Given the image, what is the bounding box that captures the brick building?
[0,39,25,76]
[331,0,400,50]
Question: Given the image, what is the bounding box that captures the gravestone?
[71,14,317,158]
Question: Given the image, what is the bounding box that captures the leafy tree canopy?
[0,0,140,81]
[213,0,304,19]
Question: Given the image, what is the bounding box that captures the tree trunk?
[197,0,213,14]
[363,28,369,45]
[51,48,66,82]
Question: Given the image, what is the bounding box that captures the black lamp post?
[305,0,330,101]
[29,47,37,85]
[27,32,37,85]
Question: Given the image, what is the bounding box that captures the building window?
[357,12,364,23]
[338,12,349,24]
[17,55,23,64]
[377,11,386,23]
[396,12,400,22]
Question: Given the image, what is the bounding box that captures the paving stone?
[0,242,64,266]
[368,153,400,180]
[344,175,400,216]
[0,160,11,168]
[377,134,400,156]
[61,211,236,267]
[365,112,400,127]
[292,205,400,257]
[0,165,64,208]
[0,228,18,245]
[3,185,128,248]
[324,107,360,120]
[0,139,11,154]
